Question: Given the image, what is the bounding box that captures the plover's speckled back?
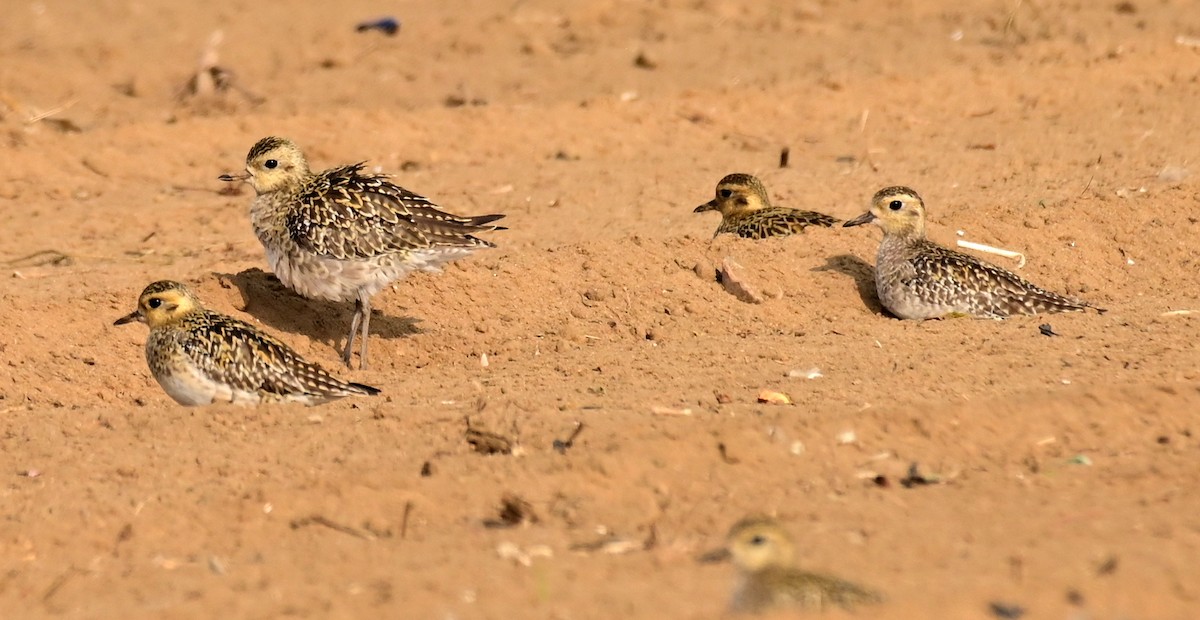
[694,173,839,239]
[707,516,883,614]
[220,137,505,369]
[844,186,1100,320]
[115,280,380,406]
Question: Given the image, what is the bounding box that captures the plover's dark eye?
[889,199,903,211]
[264,159,279,169]
[718,188,733,199]
[147,298,163,309]
[749,534,767,546]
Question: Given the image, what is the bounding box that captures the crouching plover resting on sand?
[694,173,839,239]
[843,186,1101,319]
[702,516,884,614]
[115,280,379,406]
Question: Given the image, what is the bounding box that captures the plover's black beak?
[113,310,143,326]
[218,171,251,182]
[843,211,877,227]
[697,547,732,563]
[694,200,717,213]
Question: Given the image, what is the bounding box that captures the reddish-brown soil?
[3,1,1200,618]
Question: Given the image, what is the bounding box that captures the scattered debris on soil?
[176,31,263,104]
[483,493,539,529]
[900,462,941,488]
[290,515,378,540]
[465,416,514,455]
[987,601,1026,619]
[356,16,401,36]
[552,421,585,454]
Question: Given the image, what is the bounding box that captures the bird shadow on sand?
[811,254,885,315]
[212,268,423,351]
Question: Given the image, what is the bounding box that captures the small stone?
[988,601,1026,619]
[718,257,763,304]
[757,390,791,405]
[633,51,657,69]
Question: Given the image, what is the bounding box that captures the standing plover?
[844,186,1099,319]
[115,280,379,406]
[694,173,839,239]
[220,136,505,368]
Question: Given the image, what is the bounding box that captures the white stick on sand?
[957,239,1027,268]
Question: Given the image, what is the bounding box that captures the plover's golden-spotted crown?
[843,186,1100,320]
[710,516,883,614]
[239,136,311,193]
[220,136,506,369]
[115,280,380,406]
[694,173,839,239]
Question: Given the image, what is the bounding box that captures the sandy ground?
[3,0,1200,618]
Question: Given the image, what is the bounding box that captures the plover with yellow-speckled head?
[115,280,379,406]
[843,186,1100,319]
[694,173,839,239]
[220,137,506,369]
[702,516,883,614]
